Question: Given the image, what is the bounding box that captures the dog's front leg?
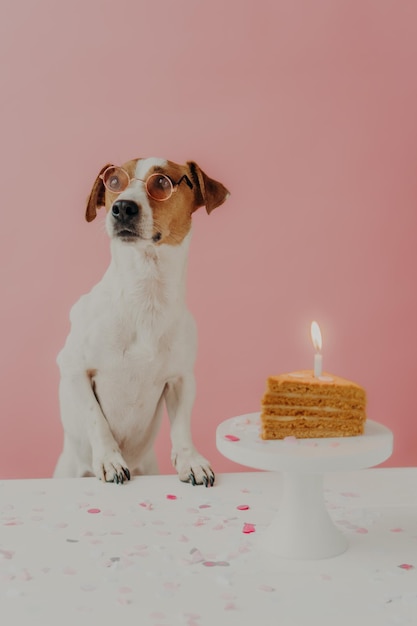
[165,377,215,487]
[59,373,130,484]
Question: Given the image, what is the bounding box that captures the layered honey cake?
[260,369,366,439]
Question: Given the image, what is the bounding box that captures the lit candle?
[310,321,323,377]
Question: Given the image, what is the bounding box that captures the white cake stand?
[216,413,393,560]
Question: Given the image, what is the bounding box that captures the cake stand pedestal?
[216,414,393,560]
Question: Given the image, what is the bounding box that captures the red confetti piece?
[166,494,177,500]
[224,434,240,442]
[398,563,415,570]
[237,504,250,510]
[87,508,101,514]
[242,523,256,534]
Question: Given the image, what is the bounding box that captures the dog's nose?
[112,199,140,220]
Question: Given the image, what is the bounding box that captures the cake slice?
[260,369,366,439]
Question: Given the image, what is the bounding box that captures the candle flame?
[310,321,322,352]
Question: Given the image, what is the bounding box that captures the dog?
[54,156,229,485]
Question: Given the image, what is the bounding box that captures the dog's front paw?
[93,449,131,484]
[173,451,215,487]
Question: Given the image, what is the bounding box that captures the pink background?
[0,1,416,479]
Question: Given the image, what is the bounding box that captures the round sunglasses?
[100,166,193,202]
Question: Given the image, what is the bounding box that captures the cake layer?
[262,394,366,411]
[260,417,365,440]
[261,405,364,419]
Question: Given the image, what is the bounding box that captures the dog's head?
[85,157,230,246]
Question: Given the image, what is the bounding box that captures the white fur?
[54,160,214,486]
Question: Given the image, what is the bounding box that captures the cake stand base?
[260,472,348,559]
[216,414,393,560]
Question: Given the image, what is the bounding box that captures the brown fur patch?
[147,162,195,246]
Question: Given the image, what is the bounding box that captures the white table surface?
[1,469,417,626]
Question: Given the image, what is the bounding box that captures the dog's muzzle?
[111,199,141,240]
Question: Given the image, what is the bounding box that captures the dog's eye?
[102,167,129,193]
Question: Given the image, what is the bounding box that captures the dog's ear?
[85,163,113,223]
[187,161,230,214]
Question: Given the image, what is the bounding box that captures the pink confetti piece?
[242,523,256,534]
[117,596,132,605]
[237,504,250,510]
[198,504,211,509]
[283,436,297,445]
[190,548,205,563]
[340,492,359,498]
[163,581,180,591]
[19,569,33,582]
[224,434,240,442]
[390,528,404,533]
[355,527,368,534]
[166,494,177,500]
[179,534,189,542]
[224,601,237,611]
[0,549,14,560]
[87,508,101,514]
[139,501,153,510]
[398,563,415,570]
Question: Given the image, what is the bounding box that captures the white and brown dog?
[54,157,229,485]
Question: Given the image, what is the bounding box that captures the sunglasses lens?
[103,167,129,193]
[146,174,172,200]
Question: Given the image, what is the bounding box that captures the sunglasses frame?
[100,166,193,202]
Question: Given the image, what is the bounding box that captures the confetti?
[87,508,101,514]
[0,549,14,560]
[398,563,415,570]
[283,436,297,445]
[166,494,177,500]
[224,434,240,442]
[237,504,250,510]
[242,523,256,534]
